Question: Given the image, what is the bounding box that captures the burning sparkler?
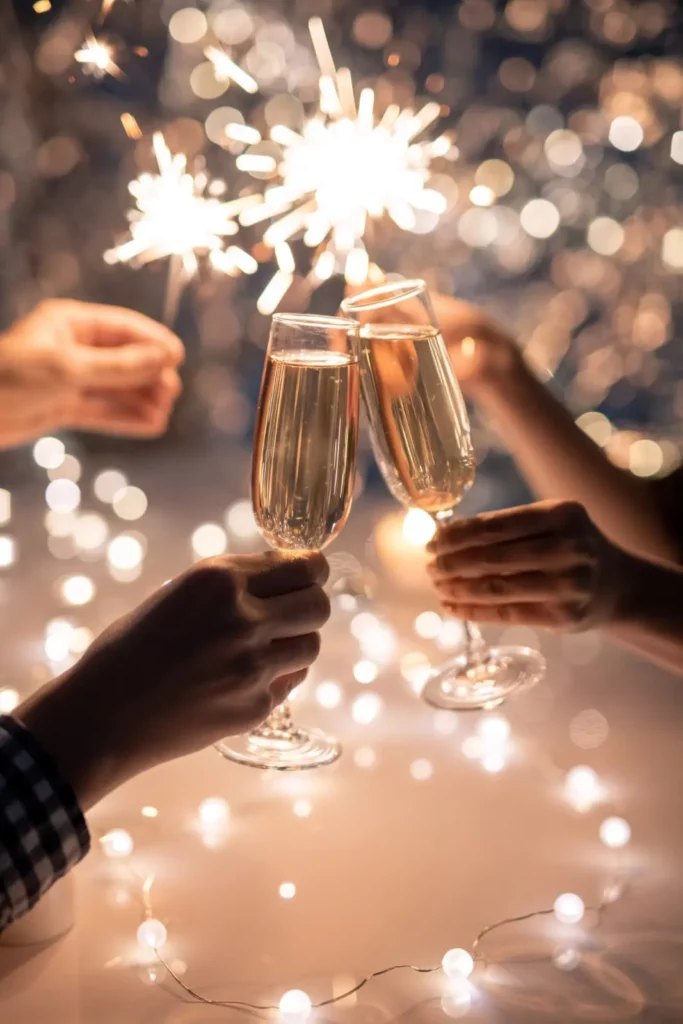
[238,17,451,308]
[74,33,122,78]
[104,132,260,325]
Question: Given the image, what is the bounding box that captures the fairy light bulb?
[94,469,128,503]
[279,989,312,1021]
[100,829,134,858]
[564,765,600,809]
[353,659,378,684]
[402,508,436,545]
[553,893,585,925]
[198,797,230,827]
[60,575,95,606]
[137,918,168,950]
[477,715,510,745]
[45,479,81,513]
[293,799,312,818]
[599,817,631,848]
[351,692,382,724]
[33,436,65,469]
[279,882,296,899]
[0,688,19,713]
[0,536,16,568]
[441,948,474,979]
[315,681,342,708]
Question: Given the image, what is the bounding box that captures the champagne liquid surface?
[252,349,359,551]
[360,324,475,514]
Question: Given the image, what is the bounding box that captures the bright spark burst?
[74,34,122,78]
[239,17,451,299]
[104,132,259,322]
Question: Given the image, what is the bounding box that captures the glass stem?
[435,509,486,667]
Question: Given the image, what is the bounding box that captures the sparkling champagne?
[360,324,475,514]
[253,349,359,551]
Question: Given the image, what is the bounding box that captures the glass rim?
[272,312,359,333]
[341,279,426,314]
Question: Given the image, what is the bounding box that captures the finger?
[260,585,331,639]
[247,553,330,598]
[439,601,557,626]
[70,342,174,389]
[433,568,590,604]
[427,502,579,555]
[63,301,184,363]
[264,633,322,676]
[84,367,182,410]
[65,395,172,437]
[428,534,594,578]
[270,669,308,703]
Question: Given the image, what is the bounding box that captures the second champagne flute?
[216,313,360,769]
[342,279,545,711]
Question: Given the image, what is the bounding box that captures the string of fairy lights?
[1,431,637,1018]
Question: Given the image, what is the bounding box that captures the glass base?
[215,724,341,771]
[422,645,546,711]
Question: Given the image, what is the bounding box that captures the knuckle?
[186,560,239,602]
[561,501,587,528]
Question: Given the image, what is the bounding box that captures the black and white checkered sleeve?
[0,714,90,932]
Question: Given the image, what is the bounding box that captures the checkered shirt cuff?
[0,714,90,931]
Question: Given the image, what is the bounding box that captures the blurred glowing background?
[1,0,682,510]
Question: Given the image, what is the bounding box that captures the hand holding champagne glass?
[217,313,360,769]
[342,280,545,710]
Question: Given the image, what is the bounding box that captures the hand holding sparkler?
[0,299,183,449]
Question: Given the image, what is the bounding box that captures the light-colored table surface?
[1,445,682,1023]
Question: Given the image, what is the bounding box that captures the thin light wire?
[152,887,621,1012]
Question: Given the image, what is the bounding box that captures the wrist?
[18,672,129,811]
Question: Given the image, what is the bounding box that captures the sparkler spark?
[74,33,122,78]
[239,17,451,293]
[105,132,259,323]
[204,47,258,94]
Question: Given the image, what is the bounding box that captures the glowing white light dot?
[414,611,442,639]
[0,489,10,526]
[315,681,342,708]
[279,882,296,899]
[662,228,683,270]
[359,623,397,664]
[436,618,465,650]
[553,892,585,925]
[587,216,624,256]
[0,688,19,713]
[441,948,474,980]
[470,184,495,207]
[100,829,134,858]
[141,806,158,818]
[671,131,683,165]
[136,918,168,950]
[45,479,81,513]
[94,469,128,504]
[402,508,436,545]
[520,198,560,239]
[352,692,382,724]
[477,716,510,745]
[564,765,601,810]
[60,575,95,606]
[108,534,144,570]
[293,799,312,818]
[192,523,228,558]
[481,751,506,773]
[168,7,207,44]
[33,437,65,469]
[353,659,378,684]
[410,758,434,781]
[279,989,312,1021]
[113,486,148,521]
[599,816,631,849]
[608,115,643,152]
[225,500,259,538]
[198,797,230,827]
[350,612,381,639]
[0,535,16,567]
[73,513,109,551]
[48,454,81,483]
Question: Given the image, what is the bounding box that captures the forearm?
[471,362,678,563]
[607,552,683,675]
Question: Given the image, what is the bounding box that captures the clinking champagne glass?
[342,280,546,711]
[217,313,360,769]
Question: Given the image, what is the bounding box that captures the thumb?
[71,344,168,389]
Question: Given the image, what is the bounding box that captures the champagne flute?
[217,313,360,769]
[342,280,545,711]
